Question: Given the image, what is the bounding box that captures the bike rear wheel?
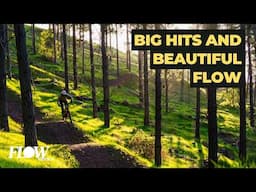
[68,111,73,124]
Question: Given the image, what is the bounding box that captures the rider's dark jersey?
[58,94,72,104]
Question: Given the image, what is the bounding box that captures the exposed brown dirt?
[70,143,143,168]
[36,121,89,144]
[36,122,143,168]
[7,87,143,168]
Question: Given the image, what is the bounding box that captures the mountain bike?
[63,103,73,124]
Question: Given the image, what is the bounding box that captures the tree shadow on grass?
[174,137,182,167]
[194,140,205,168]
[92,124,119,136]
[7,88,45,124]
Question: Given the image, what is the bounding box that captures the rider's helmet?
[61,89,68,96]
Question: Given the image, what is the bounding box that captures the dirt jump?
[36,122,143,168]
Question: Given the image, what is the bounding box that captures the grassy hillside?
[2,24,256,168]
[0,131,78,168]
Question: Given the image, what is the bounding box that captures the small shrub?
[127,129,154,160]
[49,145,79,168]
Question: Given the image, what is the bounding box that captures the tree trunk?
[79,24,82,48]
[67,25,71,49]
[115,24,120,80]
[63,24,69,92]
[187,70,190,103]
[240,81,246,162]
[0,24,9,131]
[208,87,217,168]
[254,37,256,107]
[72,24,78,90]
[180,70,184,102]
[89,24,97,118]
[155,68,161,166]
[239,24,246,163]
[143,24,149,126]
[31,24,36,54]
[5,25,11,79]
[206,24,218,168]
[82,24,85,75]
[247,25,254,128]
[254,82,256,107]
[195,87,200,140]
[109,26,112,63]
[126,24,128,69]
[246,72,250,99]
[56,24,60,46]
[154,23,162,167]
[101,24,110,127]
[105,29,108,49]
[14,24,38,146]
[138,51,144,107]
[126,24,131,72]
[164,70,169,113]
[60,25,64,61]
[53,24,57,64]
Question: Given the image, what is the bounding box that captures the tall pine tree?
[89,24,97,118]
[101,24,110,127]
[14,24,38,146]
[0,24,9,131]
[154,24,162,167]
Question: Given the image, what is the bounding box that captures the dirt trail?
[70,143,143,168]
[36,122,89,144]
[36,122,142,168]
[7,86,142,168]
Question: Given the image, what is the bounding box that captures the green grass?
[3,24,256,168]
[0,131,78,168]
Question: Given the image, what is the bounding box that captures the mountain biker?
[57,89,73,120]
